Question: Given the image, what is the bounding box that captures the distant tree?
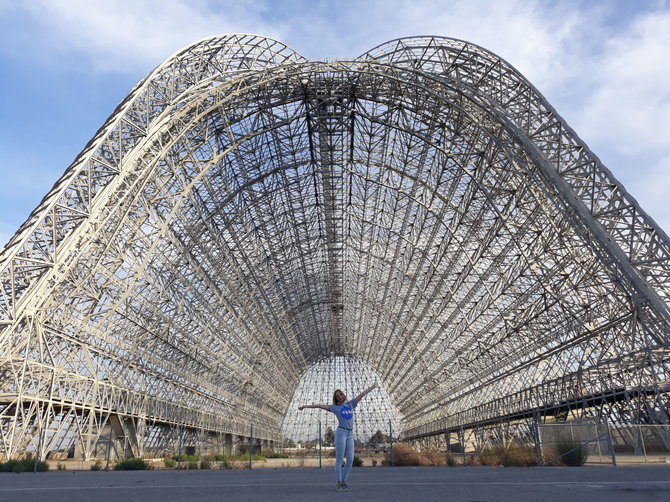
[325,426,334,446]
[284,438,296,448]
[369,429,390,445]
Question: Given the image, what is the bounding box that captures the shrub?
[163,458,176,468]
[474,446,501,466]
[466,454,481,466]
[90,459,103,471]
[114,458,151,470]
[0,456,49,473]
[446,453,456,467]
[423,450,446,466]
[385,444,423,466]
[173,454,199,463]
[382,444,446,466]
[25,458,50,472]
[499,443,538,467]
[187,461,199,470]
[472,443,538,467]
[200,459,212,469]
[213,452,265,463]
[352,456,363,467]
[211,453,233,468]
[0,459,19,472]
[555,439,588,466]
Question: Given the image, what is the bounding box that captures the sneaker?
[336,483,345,492]
[341,482,352,492]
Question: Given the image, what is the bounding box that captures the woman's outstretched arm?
[298,404,330,411]
[353,382,378,404]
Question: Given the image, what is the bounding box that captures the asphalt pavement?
[1,464,669,501]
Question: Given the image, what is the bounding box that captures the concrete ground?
[1,465,669,502]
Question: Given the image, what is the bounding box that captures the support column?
[224,434,233,455]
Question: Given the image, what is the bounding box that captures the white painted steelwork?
[1,35,668,460]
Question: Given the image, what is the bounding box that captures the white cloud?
[390,0,586,91]
[4,0,289,73]
[279,0,592,93]
[567,8,670,232]
[627,154,670,234]
[579,10,670,153]
[2,0,594,86]
[0,0,667,233]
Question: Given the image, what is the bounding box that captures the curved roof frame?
[1,35,669,458]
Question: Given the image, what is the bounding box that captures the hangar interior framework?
[1,34,669,460]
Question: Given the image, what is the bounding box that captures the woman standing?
[298,382,378,491]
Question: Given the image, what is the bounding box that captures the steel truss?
[1,34,669,460]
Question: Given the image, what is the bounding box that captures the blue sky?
[1,0,669,248]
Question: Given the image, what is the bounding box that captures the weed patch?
[114,458,152,470]
[0,456,49,473]
[554,439,588,466]
[383,444,445,466]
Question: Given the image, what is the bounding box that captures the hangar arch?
[1,34,668,460]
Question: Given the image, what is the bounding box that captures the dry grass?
[423,449,447,466]
[471,443,538,467]
[499,443,538,467]
[383,443,446,466]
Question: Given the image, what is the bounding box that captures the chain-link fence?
[538,422,670,465]
[538,422,613,464]
[608,424,670,463]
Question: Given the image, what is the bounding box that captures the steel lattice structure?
[1,34,669,461]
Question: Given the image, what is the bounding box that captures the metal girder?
[1,34,669,459]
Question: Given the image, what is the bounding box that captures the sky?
[1,0,669,249]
